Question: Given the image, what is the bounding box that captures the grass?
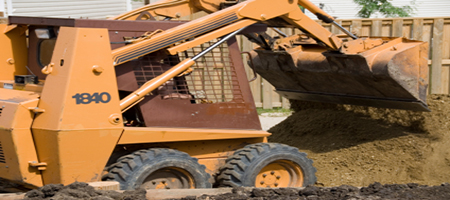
[256,108,292,115]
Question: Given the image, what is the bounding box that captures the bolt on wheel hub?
[255,160,304,188]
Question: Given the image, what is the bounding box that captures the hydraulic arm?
[110,0,363,66]
[110,0,430,112]
[112,0,351,110]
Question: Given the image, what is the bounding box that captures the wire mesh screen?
[133,40,244,104]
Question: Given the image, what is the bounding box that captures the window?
[38,39,57,68]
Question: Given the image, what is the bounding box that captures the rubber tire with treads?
[216,143,317,187]
[102,148,211,190]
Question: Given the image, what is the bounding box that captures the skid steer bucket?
[251,37,430,111]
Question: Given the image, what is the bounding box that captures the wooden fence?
[236,17,450,109]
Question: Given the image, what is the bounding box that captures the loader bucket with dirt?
[251,37,430,111]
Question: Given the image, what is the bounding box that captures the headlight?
[35,29,52,39]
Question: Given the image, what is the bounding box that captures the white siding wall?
[392,0,450,18]
[132,0,145,10]
[133,0,450,20]
[5,0,449,20]
[0,0,5,17]
[306,0,359,19]
[10,0,128,19]
[307,0,450,19]
[1,0,13,17]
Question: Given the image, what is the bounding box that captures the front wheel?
[102,148,211,190]
[216,143,317,188]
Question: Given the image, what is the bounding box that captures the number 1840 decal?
[72,92,111,104]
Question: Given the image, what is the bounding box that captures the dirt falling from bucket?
[268,94,450,187]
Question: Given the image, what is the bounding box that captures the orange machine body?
[0,0,429,190]
[0,19,265,188]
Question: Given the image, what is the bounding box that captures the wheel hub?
[141,167,194,189]
[255,161,304,188]
[258,170,282,187]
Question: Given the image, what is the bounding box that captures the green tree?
[353,0,415,18]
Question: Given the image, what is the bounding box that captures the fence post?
[262,79,273,109]
[331,20,342,34]
[351,20,362,36]
[392,19,403,37]
[412,19,424,41]
[371,20,382,37]
[431,18,444,94]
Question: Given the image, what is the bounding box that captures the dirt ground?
[24,182,450,200]
[269,94,450,187]
[24,182,146,200]
[180,183,450,200]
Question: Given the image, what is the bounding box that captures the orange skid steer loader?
[0,0,428,191]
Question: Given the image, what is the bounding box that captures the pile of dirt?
[179,183,450,200]
[0,177,32,193]
[268,94,450,187]
[24,182,146,200]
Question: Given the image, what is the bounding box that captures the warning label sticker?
[3,83,13,89]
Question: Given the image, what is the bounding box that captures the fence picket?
[431,18,444,94]
[443,23,450,94]
[392,19,404,37]
[351,20,362,36]
[262,79,273,109]
[413,19,424,41]
[371,20,382,37]
[331,20,341,34]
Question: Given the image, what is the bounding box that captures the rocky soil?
[176,183,450,200]
[24,182,450,200]
[24,182,146,200]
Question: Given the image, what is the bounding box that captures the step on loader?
[0,0,428,191]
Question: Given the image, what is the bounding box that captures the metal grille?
[0,142,5,163]
[133,40,243,104]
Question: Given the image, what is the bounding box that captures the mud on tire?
[102,148,211,190]
[216,143,317,188]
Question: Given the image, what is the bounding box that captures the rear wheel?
[102,148,211,190]
[216,143,316,188]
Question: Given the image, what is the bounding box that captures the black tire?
[102,148,212,190]
[216,143,317,188]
